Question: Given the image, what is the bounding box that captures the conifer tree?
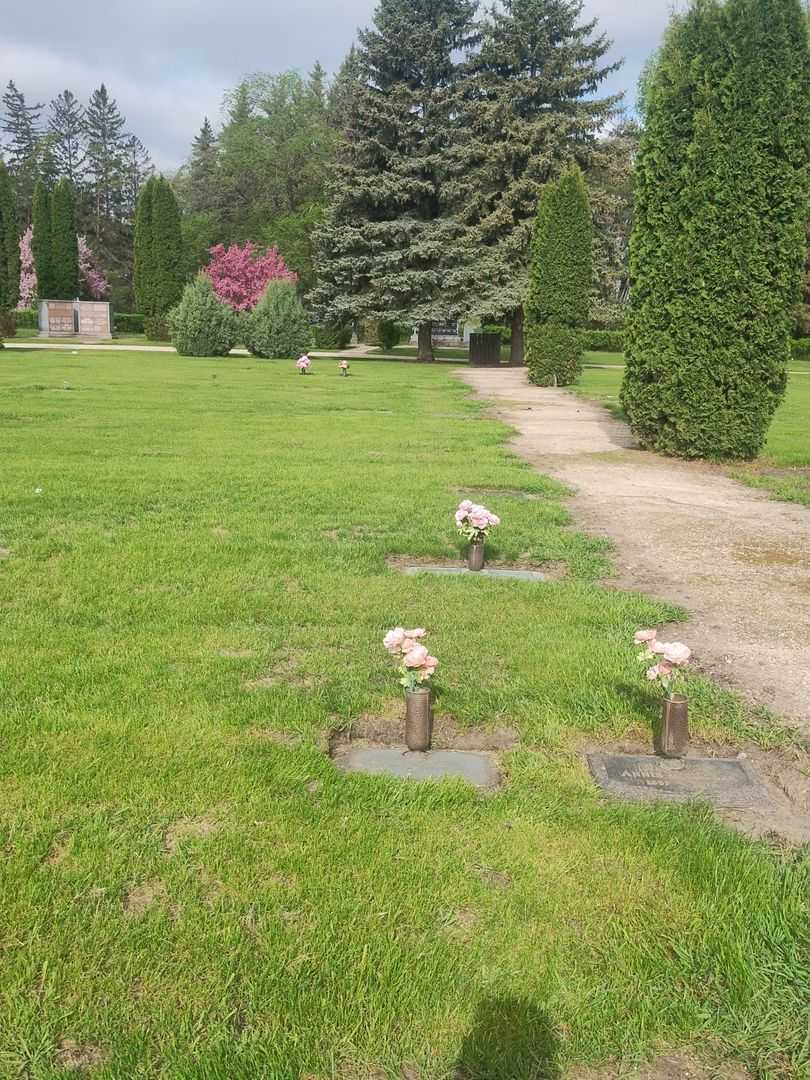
[525,165,592,386]
[0,161,19,316]
[2,81,43,223]
[133,175,156,315]
[84,84,126,234]
[133,176,183,334]
[31,181,54,299]
[51,178,80,298]
[312,0,478,361]
[621,0,810,460]
[452,0,619,363]
[48,90,86,187]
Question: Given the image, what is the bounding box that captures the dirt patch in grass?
[54,1038,108,1072]
[123,879,171,918]
[582,733,810,847]
[442,907,480,942]
[164,816,218,856]
[219,647,256,659]
[0,547,11,559]
[329,700,519,754]
[43,836,71,866]
[244,654,319,691]
[473,864,512,889]
[385,553,568,580]
[568,1051,751,1079]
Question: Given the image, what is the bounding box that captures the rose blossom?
[662,643,691,666]
[403,644,429,668]
[384,628,406,652]
[634,629,657,645]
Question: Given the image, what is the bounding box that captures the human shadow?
[453,996,561,1080]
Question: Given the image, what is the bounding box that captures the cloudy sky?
[3,0,677,171]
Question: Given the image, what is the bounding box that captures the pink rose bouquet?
[297,355,311,373]
[455,500,501,543]
[384,627,439,691]
[634,629,691,695]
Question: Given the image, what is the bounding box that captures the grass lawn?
[575,356,810,508]
[1,348,808,1079]
[11,329,175,349]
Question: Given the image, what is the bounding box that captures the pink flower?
[458,501,474,513]
[383,628,406,652]
[651,641,667,655]
[422,655,438,677]
[403,644,429,668]
[662,643,691,666]
[205,242,297,311]
[657,660,674,677]
[634,629,657,645]
[646,664,661,681]
[404,628,426,640]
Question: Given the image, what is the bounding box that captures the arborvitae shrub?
[313,323,352,350]
[582,329,625,352]
[51,179,79,299]
[621,0,810,460]
[378,320,403,350]
[32,182,53,299]
[113,313,145,334]
[169,274,239,357]
[525,166,592,387]
[247,281,311,358]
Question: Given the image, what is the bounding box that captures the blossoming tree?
[16,227,109,307]
[205,242,297,312]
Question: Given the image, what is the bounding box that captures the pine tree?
[185,118,219,213]
[133,175,156,315]
[31,181,54,299]
[327,46,362,132]
[0,161,19,313]
[524,165,592,385]
[452,0,620,362]
[312,0,478,361]
[51,178,80,299]
[121,135,153,219]
[84,85,126,235]
[308,62,327,106]
[2,81,43,223]
[48,90,86,186]
[621,0,810,460]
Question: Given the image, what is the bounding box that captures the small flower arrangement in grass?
[339,359,349,376]
[635,629,691,695]
[297,354,311,374]
[455,500,500,543]
[383,627,438,690]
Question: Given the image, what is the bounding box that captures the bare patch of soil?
[456,368,810,737]
[568,1051,751,1080]
[43,836,71,866]
[582,733,810,847]
[442,907,480,942]
[385,553,567,580]
[54,1039,108,1072]
[164,816,218,856]
[329,701,519,755]
[123,879,171,918]
[243,654,319,691]
[473,864,512,889]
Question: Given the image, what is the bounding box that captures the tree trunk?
[510,306,525,366]
[417,321,434,362]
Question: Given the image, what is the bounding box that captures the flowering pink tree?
[78,236,110,299]
[17,226,36,309]
[205,242,298,312]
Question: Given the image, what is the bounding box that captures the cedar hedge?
[582,329,624,352]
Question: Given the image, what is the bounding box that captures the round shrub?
[378,320,403,350]
[169,274,239,357]
[247,281,311,359]
[313,322,353,350]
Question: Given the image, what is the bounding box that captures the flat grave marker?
[335,747,500,789]
[587,753,771,809]
[400,565,547,582]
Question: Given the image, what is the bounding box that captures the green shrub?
[621,0,810,460]
[114,312,145,334]
[168,274,239,357]
[247,281,311,359]
[525,165,592,387]
[14,308,37,330]
[481,322,510,345]
[0,309,15,337]
[378,320,404,350]
[791,337,810,361]
[582,329,625,352]
[313,323,352,350]
[144,316,171,342]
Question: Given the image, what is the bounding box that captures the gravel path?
[457,368,810,739]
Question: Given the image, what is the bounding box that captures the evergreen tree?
[247,280,312,358]
[122,134,153,218]
[51,178,80,298]
[308,62,327,106]
[0,161,20,314]
[525,165,592,385]
[2,81,43,223]
[133,175,156,315]
[84,84,126,234]
[185,118,219,213]
[312,0,478,361]
[31,181,54,299]
[327,45,362,132]
[621,0,810,460]
[451,0,619,362]
[48,90,86,186]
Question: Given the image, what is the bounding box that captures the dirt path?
[457,368,810,741]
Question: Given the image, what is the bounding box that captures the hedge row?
[582,329,625,352]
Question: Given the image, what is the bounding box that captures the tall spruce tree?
[312,0,478,361]
[0,161,20,316]
[31,181,54,299]
[2,81,43,224]
[51,178,80,298]
[621,0,810,460]
[48,90,86,187]
[84,85,126,235]
[524,165,592,386]
[452,0,620,362]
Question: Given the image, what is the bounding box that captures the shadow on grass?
[454,996,560,1079]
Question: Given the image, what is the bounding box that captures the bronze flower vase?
[405,687,433,751]
[654,694,689,758]
[467,541,485,572]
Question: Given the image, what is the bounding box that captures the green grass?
[1,349,808,1079]
[574,356,810,507]
[10,329,176,348]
